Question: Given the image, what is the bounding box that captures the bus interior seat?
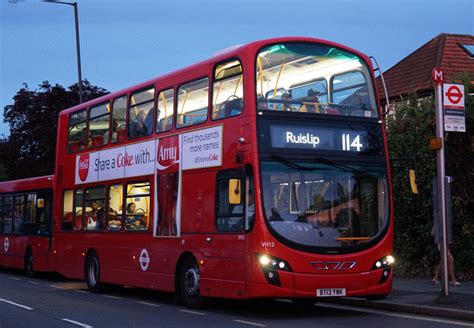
[69,141,81,152]
[117,129,126,141]
[92,135,103,147]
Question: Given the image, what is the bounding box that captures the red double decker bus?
[3,37,393,307]
[0,175,54,276]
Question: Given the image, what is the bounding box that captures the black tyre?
[85,252,103,292]
[178,257,204,308]
[24,249,35,278]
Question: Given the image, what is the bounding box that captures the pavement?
[327,278,474,323]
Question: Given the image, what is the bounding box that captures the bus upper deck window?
[177,78,209,128]
[128,88,155,139]
[68,109,87,152]
[212,60,243,120]
[331,71,374,117]
[111,96,127,143]
[156,89,174,133]
[256,43,378,118]
[89,102,110,148]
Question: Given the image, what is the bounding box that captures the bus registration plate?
[316,288,346,297]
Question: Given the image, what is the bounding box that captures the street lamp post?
[11,0,84,104]
[44,1,83,104]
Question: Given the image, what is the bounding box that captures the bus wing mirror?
[229,179,242,205]
[409,169,418,194]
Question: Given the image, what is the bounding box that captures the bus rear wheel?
[85,252,103,292]
[179,257,204,308]
[24,249,35,278]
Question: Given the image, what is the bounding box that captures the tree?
[0,80,108,180]
[387,77,473,280]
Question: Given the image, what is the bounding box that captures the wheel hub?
[89,258,99,286]
[184,266,200,296]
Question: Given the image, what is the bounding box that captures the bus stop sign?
[443,83,465,132]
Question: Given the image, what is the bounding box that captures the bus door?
[202,168,254,297]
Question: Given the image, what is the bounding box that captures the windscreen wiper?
[271,154,314,171]
[313,157,363,174]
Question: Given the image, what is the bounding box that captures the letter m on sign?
[432,67,443,84]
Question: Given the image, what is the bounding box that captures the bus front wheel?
[179,257,204,308]
[85,252,103,292]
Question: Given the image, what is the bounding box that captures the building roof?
[377,33,474,102]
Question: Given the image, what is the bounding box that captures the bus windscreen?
[256,43,378,118]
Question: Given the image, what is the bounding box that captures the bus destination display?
[269,124,382,155]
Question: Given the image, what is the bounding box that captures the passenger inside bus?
[75,127,91,150]
[125,202,147,230]
[106,207,122,230]
[221,96,243,118]
[129,110,149,138]
[281,92,293,111]
[156,109,164,132]
[86,201,103,230]
[103,119,119,145]
[257,96,268,110]
[299,89,321,113]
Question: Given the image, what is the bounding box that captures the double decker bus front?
[252,41,393,299]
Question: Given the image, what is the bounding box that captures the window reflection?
[256,43,378,118]
[261,160,388,248]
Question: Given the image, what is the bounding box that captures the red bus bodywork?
[0,175,54,273]
[5,37,394,301]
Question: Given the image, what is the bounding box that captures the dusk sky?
[0,0,472,136]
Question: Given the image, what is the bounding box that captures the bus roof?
[0,175,54,193]
[58,36,371,117]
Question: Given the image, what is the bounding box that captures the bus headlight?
[372,255,395,284]
[256,254,292,272]
[256,253,292,287]
[372,255,395,270]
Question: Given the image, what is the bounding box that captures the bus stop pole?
[435,82,449,298]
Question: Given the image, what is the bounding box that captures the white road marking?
[61,318,93,328]
[74,290,89,294]
[28,281,39,285]
[179,309,206,316]
[137,301,160,307]
[8,277,21,281]
[233,319,267,327]
[49,284,65,289]
[318,303,474,327]
[0,298,33,311]
[103,295,122,300]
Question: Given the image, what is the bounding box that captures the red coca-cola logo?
[78,154,90,182]
[157,136,179,168]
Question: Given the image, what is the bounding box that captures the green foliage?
[387,78,474,280]
[0,80,108,180]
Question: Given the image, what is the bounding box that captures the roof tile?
[377,33,474,102]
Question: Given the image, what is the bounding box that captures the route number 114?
[342,134,363,152]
